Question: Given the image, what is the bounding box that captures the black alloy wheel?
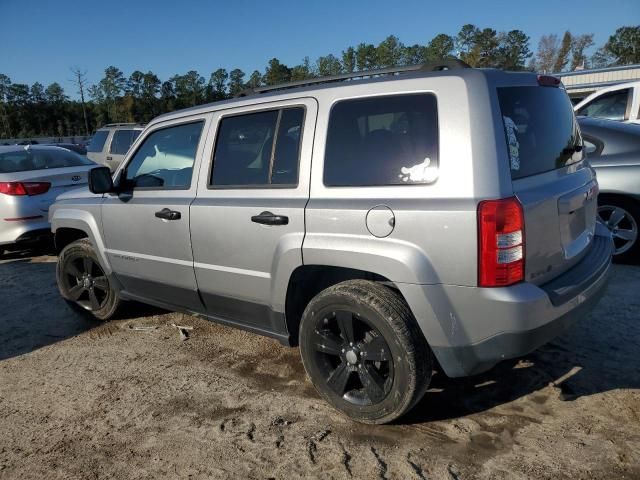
[311,309,394,406]
[56,239,122,321]
[299,280,432,424]
[61,254,109,311]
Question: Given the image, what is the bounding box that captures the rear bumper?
[401,228,613,378]
[0,219,51,246]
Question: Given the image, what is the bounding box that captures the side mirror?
[88,167,114,194]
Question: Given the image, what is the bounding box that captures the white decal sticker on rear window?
[503,116,520,171]
[398,157,438,183]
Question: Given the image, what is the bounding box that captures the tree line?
[1,24,638,139]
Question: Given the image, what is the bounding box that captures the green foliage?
[264,58,291,86]
[497,30,532,71]
[342,47,356,73]
[553,32,573,72]
[376,35,404,68]
[0,25,635,139]
[246,70,263,88]
[570,34,595,70]
[291,57,313,81]
[208,68,228,101]
[424,34,454,61]
[604,26,640,65]
[316,54,342,76]
[355,43,378,70]
[228,69,245,97]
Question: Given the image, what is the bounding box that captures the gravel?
[0,253,638,479]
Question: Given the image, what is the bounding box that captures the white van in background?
[86,124,144,171]
[574,81,640,124]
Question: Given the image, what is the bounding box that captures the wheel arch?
[598,191,640,206]
[282,264,441,350]
[54,228,88,254]
[284,265,394,345]
[51,208,112,274]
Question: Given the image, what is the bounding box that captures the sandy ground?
[0,252,639,480]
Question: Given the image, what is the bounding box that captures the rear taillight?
[0,182,51,196]
[478,197,525,287]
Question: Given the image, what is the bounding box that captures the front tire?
[299,280,432,424]
[56,239,121,321]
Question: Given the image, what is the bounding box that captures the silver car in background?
[579,116,640,262]
[0,145,95,253]
[86,123,144,171]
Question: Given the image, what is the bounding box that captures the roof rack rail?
[235,59,471,97]
[101,123,145,128]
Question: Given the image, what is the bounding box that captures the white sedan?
[0,145,96,253]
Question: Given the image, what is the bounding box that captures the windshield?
[0,148,93,173]
[498,86,583,180]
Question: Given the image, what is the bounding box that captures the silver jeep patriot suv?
[50,61,613,424]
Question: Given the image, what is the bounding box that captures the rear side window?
[0,149,93,173]
[577,89,630,121]
[87,130,109,153]
[324,94,439,186]
[110,129,141,155]
[498,86,582,180]
[210,107,304,187]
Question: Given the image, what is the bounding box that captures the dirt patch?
[0,254,639,479]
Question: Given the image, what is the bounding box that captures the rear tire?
[56,239,121,321]
[299,280,432,424]
[598,196,640,264]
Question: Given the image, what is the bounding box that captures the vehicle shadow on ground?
[403,265,640,423]
[0,253,165,362]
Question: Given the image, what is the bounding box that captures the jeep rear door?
[190,98,317,335]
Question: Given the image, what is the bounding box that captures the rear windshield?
[497,86,582,180]
[0,148,93,173]
[87,130,109,153]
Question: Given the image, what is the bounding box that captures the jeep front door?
[101,118,209,311]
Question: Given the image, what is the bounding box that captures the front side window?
[110,129,141,155]
[124,121,204,189]
[87,130,109,153]
[210,107,304,187]
[324,94,439,186]
[577,89,630,121]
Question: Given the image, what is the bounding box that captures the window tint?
[0,148,93,173]
[211,107,304,187]
[498,87,583,180]
[272,108,304,184]
[125,122,204,189]
[577,89,630,121]
[87,130,109,153]
[324,94,439,186]
[110,129,140,155]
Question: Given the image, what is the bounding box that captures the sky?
[0,0,638,98]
